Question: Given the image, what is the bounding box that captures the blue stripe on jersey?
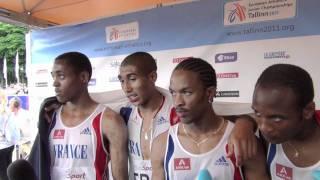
[165,135,174,180]
[267,144,276,173]
[120,107,133,125]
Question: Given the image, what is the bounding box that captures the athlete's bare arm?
[102,108,128,180]
[227,115,258,166]
[242,137,270,180]
[151,130,168,180]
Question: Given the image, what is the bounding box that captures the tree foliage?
[0,22,28,87]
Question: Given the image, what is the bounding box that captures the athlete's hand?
[227,115,257,167]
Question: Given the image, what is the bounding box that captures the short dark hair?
[121,52,157,75]
[173,58,217,88]
[55,52,92,79]
[255,64,314,108]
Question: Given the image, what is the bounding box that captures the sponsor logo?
[276,164,292,180]
[108,76,119,82]
[88,78,96,86]
[264,51,290,59]
[66,172,86,179]
[224,0,296,26]
[228,3,247,23]
[156,116,167,125]
[172,57,192,63]
[214,156,229,166]
[53,129,65,139]
[217,72,239,79]
[80,127,91,135]
[110,60,121,68]
[106,22,139,43]
[36,69,48,74]
[216,91,239,97]
[35,82,48,87]
[174,158,191,170]
[215,52,237,63]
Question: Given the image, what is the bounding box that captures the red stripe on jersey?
[226,145,243,180]
[92,113,109,180]
[170,108,180,126]
[316,110,320,125]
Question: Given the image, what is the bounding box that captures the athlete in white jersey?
[165,121,243,180]
[118,52,178,179]
[49,104,108,179]
[267,143,320,180]
[121,90,174,179]
[49,52,128,180]
[152,58,269,180]
[251,64,320,180]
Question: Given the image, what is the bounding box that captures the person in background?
[151,58,269,180]
[0,91,21,180]
[252,64,320,179]
[8,97,33,158]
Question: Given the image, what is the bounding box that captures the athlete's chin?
[56,96,67,104]
[262,134,283,144]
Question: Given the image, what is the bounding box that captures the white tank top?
[267,143,320,180]
[164,121,243,180]
[49,104,109,180]
[121,92,174,180]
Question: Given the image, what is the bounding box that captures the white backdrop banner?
[28,0,320,111]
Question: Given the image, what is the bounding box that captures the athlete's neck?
[185,108,223,135]
[66,91,97,111]
[138,90,163,118]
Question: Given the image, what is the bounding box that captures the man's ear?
[148,71,157,83]
[207,86,216,103]
[303,101,315,120]
[80,71,90,84]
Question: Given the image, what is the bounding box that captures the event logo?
[217,72,239,79]
[264,51,290,59]
[172,57,192,63]
[106,22,139,43]
[174,158,191,170]
[224,0,296,26]
[228,3,246,23]
[215,52,238,63]
[216,91,239,97]
[109,28,119,41]
[53,129,65,139]
[276,164,292,180]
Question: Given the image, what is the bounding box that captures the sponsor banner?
[224,0,296,26]
[53,129,65,139]
[216,91,240,98]
[276,164,292,180]
[264,51,290,59]
[215,52,237,63]
[217,72,239,79]
[172,57,192,63]
[174,158,191,170]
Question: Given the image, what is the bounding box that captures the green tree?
[0,22,27,88]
